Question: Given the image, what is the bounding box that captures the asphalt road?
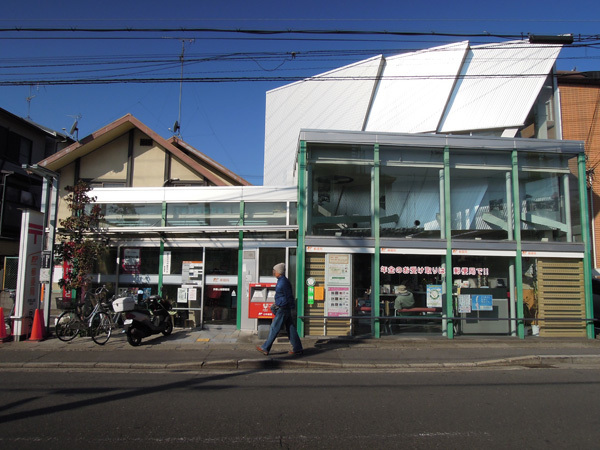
[1,367,599,449]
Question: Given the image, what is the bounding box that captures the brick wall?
[559,82,600,268]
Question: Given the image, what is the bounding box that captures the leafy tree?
[54,181,106,299]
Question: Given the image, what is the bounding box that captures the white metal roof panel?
[365,42,469,133]
[438,41,562,133]
[264,56,383,186]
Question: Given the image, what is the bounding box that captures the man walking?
[256,263,303,356]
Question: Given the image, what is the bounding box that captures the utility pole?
[174,39,194,138]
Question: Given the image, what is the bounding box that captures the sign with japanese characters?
[122,248,141,274]
[325,286,351,317]
[458,295,472,313]
[472,295,493,311]
[326,254,351,285]
[14,210,43,339]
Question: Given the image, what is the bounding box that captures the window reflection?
[101,203,162,227]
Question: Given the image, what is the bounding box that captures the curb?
[1,354,599,371]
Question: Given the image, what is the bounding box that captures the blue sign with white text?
[471,295,493,311]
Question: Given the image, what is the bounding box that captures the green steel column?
[512,150,525,339]
[158,201,166,296]
[373,143,381,338]
[296,141,307,337]
[236,201,245,330]
[443,146,454,339]
[578,154,595,338]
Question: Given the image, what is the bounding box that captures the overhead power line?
[1,27,598,43]
[0,27,525,39]
[0,73,565,87]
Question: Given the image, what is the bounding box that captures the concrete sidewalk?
[1,325,599,371]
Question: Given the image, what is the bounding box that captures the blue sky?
[1,1,599,184]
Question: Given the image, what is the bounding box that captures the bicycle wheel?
[90,311,112,345]
[55,311,81,341]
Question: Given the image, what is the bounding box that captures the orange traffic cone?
[28,309,45,341]
[0,307,8,341]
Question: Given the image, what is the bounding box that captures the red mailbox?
[248,283,276,319]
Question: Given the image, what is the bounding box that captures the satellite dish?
[172,121,180,133]
[69,120,78,135]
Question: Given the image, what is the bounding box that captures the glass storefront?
[380,147,443,239]
[379,253,444,336]
[308,143,374,237]
[299,131,591,339]
[310,164,372,237]
[450,150,512,240]
[203,248,238,325]
[518,153,581,242]
[451,255,513,336]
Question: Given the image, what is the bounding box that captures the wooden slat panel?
[304,252,352,337]
[537,258,585,337]
[305,253,326,337]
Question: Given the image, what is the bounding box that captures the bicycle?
[3,290,33,340]
[87,286,125,332]
[55,286,113,345]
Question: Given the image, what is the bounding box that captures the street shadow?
[0,369,261,425]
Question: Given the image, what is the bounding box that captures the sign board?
[472,295,493,311]
[206,274,238,286]
[177,288,188,303]
[325,254,351,285]
[325,286,351,317]
[458,294,472,313]
[14,210,43,340]
[163,251,171,275]
[39,250,52,283]
[122,248,141,273]
[426,285,443,308]
[182,261,204,284]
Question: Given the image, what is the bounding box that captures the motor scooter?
[123,295,173,346]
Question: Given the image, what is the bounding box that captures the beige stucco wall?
[132,133,166,187]
[170,156,204,183]
[57,163,76,222]
[79,134,129,182]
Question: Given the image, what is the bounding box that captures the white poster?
[163,251,171,275]
[426,285,443,308]
[325,286,351,317]
[177,288,188,303]
[325,254,351,285]
[14,210,44,340]
[458,294,472,313]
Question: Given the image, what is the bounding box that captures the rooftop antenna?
[26,85,37,119]
[171,38,194,138]
[63,114,81,141]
